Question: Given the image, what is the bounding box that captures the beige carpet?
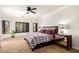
[0,36,79,53]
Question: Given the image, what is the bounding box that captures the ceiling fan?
[27,6,37,14]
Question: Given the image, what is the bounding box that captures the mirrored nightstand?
[58,35,72,50]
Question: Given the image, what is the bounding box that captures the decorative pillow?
[39,29,46,33]
[45,30,53,34]
[52,28,58,38]
[53,28,57,34]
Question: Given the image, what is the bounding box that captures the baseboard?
[1,37,11,41]
[72,47,79,51]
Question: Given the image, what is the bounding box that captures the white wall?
[69,17,79,50]
[0,16,39,40]
[39,6,79,50]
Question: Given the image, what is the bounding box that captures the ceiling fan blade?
[31,8,37,10]
[30,10,36,14]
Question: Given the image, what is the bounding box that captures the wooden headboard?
[39,26,58,34]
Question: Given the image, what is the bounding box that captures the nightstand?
[58,35,72,50]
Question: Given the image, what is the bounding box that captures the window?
[2,20,10,34]
[33,23,38,32]
[16,22,29,33]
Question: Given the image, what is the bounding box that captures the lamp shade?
[59,24,69,29]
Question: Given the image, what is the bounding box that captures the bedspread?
[24,32,53,49]
[24,32,64,49]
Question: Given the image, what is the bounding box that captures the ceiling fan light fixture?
[26,6,37,14]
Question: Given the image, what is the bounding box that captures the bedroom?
[0,5,79,53]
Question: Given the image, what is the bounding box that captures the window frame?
[33,23,38,32]
[15,22,29,33]
[2,20,10,34]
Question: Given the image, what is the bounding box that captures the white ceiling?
[0,5,65,18]
[30,5,64,15]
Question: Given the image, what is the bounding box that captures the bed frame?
[32,26,64,51]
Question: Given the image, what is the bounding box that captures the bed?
[24,26,65,50]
